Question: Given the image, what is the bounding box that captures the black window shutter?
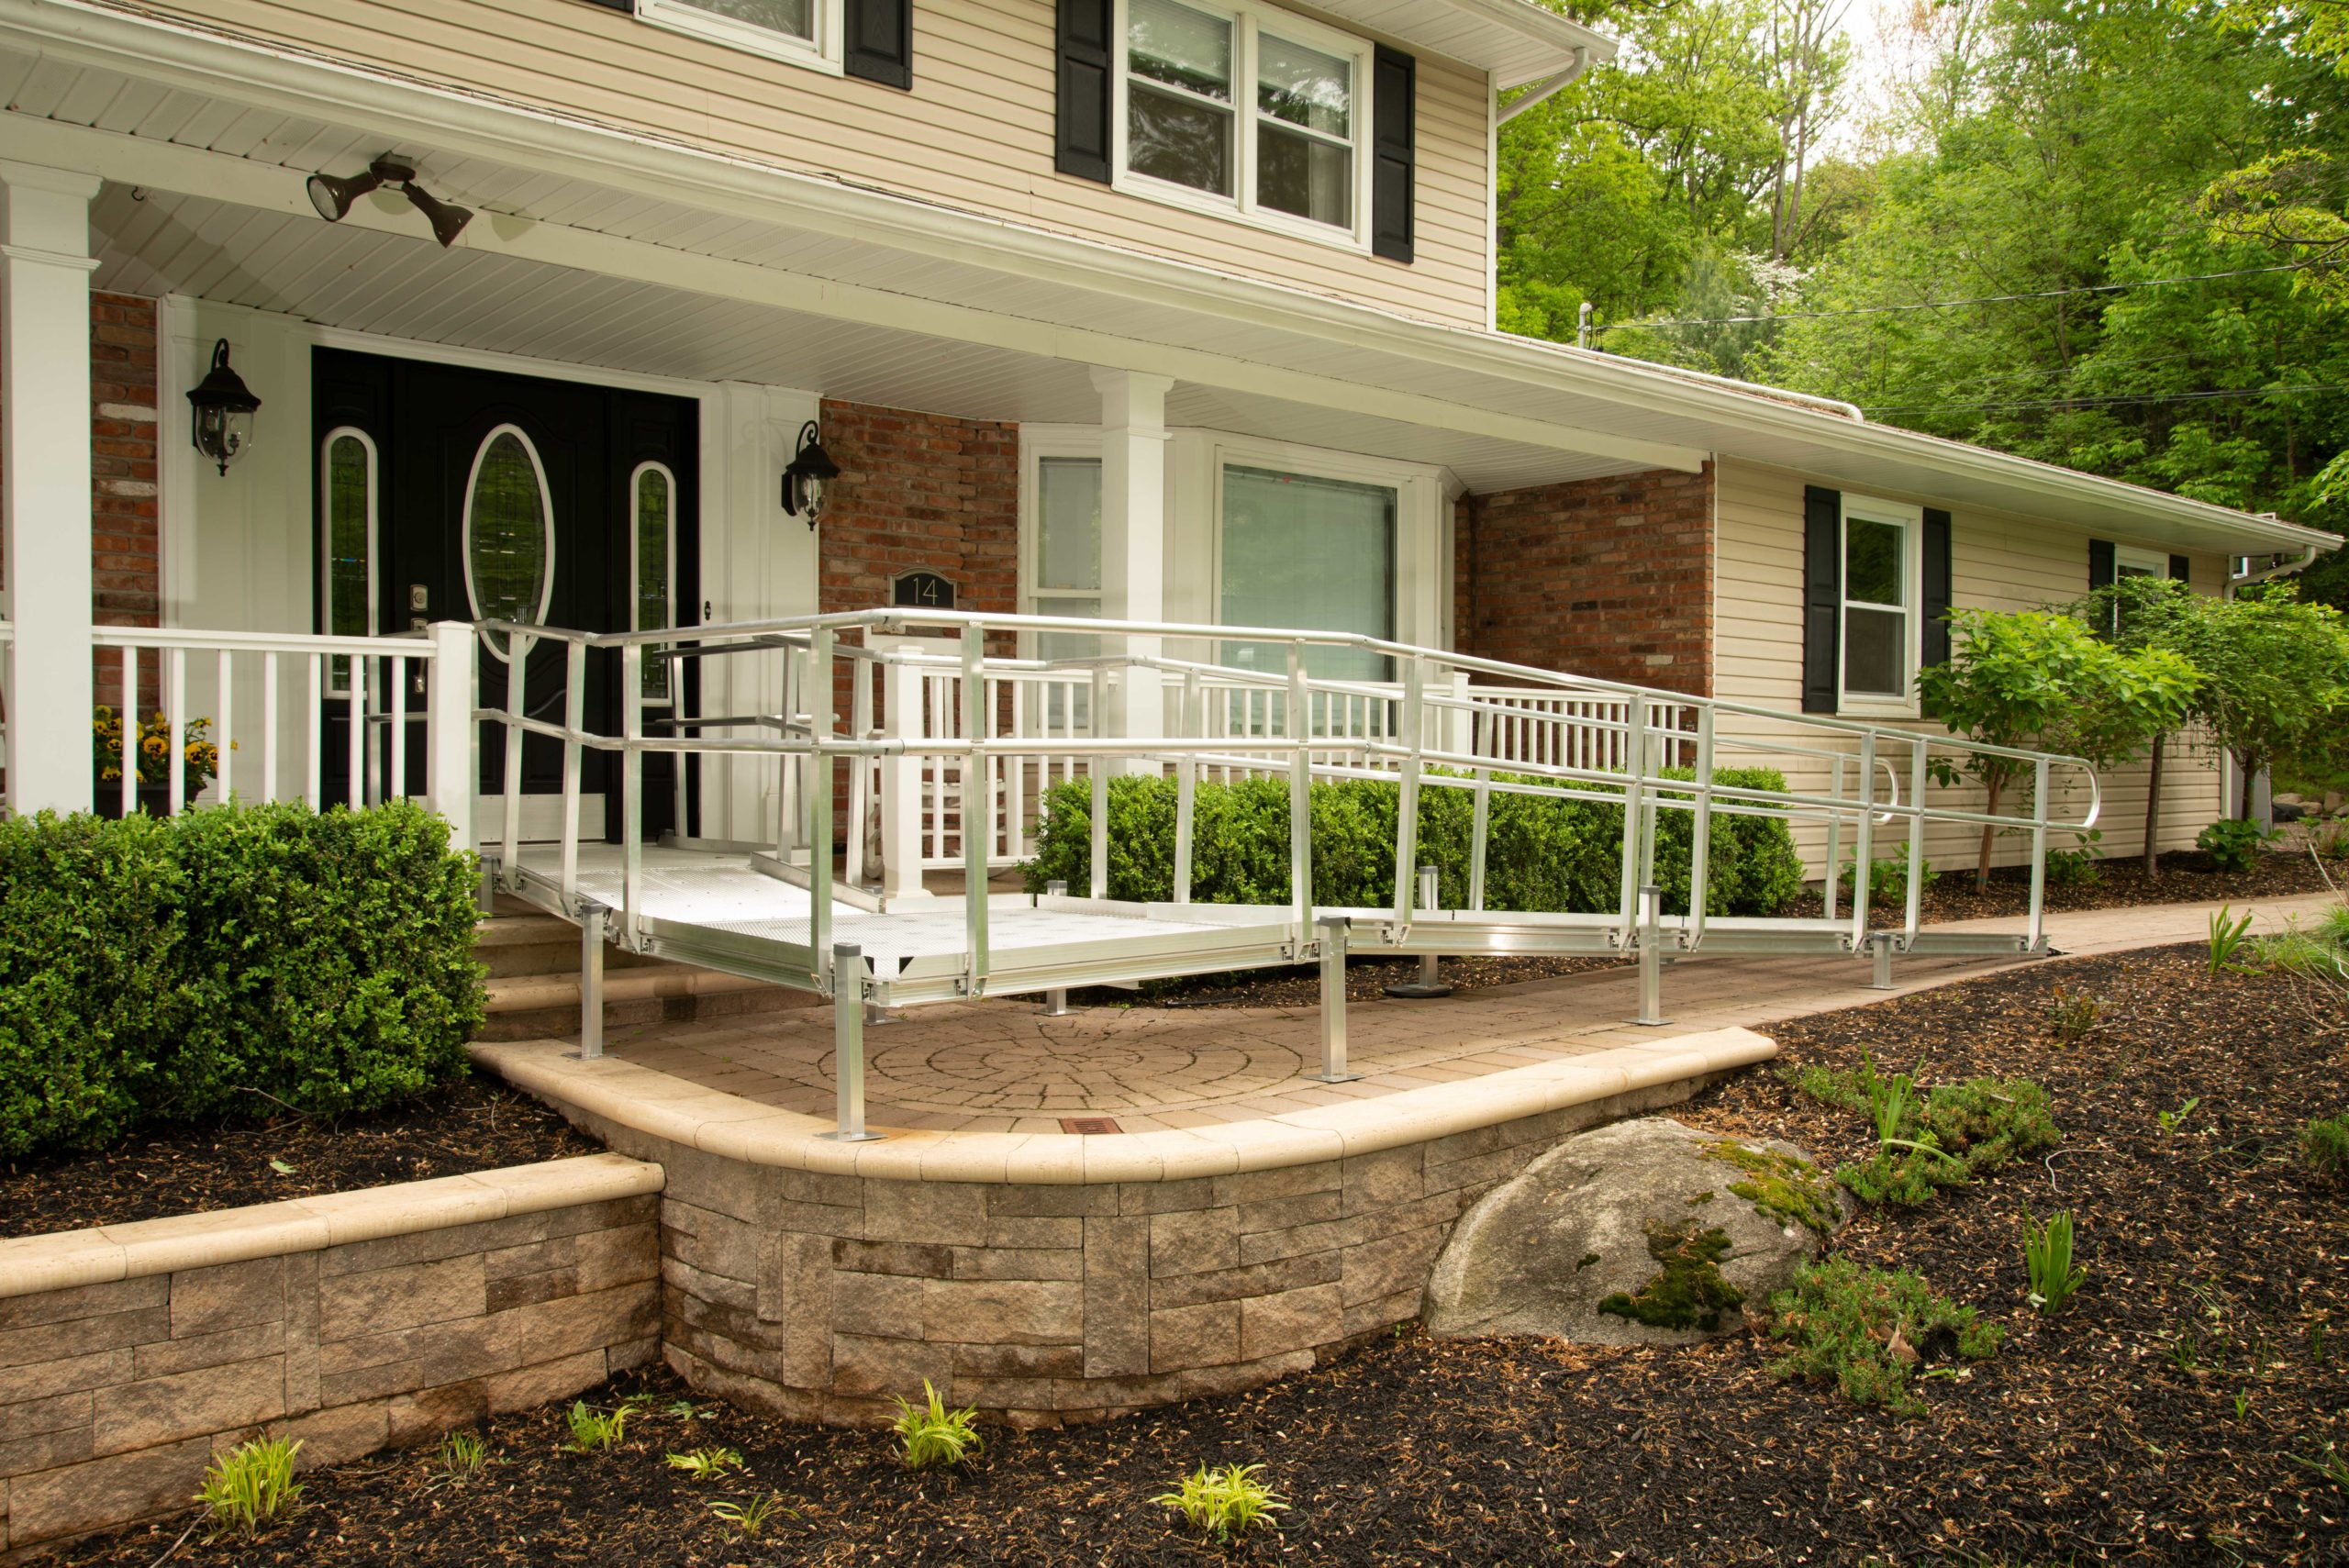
[2088,538,2116,590]
[1802,485,1842,714]
[1921,507,1954,669]
[2168,553,2191,583]
[1371,45,1416,263]
[844,0,912,88]
[1056,0,1114,183]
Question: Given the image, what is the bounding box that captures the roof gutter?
[1496,47,1589,125]
[2230,544,2321,594]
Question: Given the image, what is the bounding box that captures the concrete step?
[473,912,817,1040]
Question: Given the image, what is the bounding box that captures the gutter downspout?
[2228,544,2320,594]
[1497,49,1590,126]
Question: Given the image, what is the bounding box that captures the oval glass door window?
[462,424,554,659]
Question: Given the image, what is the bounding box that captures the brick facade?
[817,397,1019,621]
[1453,464,1715,696]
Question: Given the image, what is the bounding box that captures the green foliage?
[2199,817,2273,873]
[1019,768,1805,919]
[2022,1210,2087,1313]
[2303,1114,2349,1183]
[2045,985,2106,1044]
[1598,1217,1746,1330]
[1768,1258,2001,1417]
[0,802,484,1160]
[195,1436,303,1540]
[1920,606,2202,890]
[2209,906,2258,973]
[1700,1140,1841,1236]
[2165,590,2349,790]
[1152,1462,1287,1543]
[436,1429,487,1479]
[1836,853,1935,910]
[561,1401,628,1454]
[707,1492,794,1539]
[2157,1096,2202,1137]
[665,1446,744,1481]
[2043,828,2105,888]
[1796,1060,2061,1207]
[890,1381,983,1472]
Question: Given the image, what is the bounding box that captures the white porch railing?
[0,621,479,842]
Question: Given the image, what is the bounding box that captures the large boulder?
[1422,1117,1846,1346]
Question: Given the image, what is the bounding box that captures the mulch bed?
[51,938,2349,1566]
[0,1078,604,1240]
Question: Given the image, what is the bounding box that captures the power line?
[1858,382,2349,415]
[1589,260,2320,331]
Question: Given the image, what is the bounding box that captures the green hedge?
[0,800,486,1160]
[1020,768,1805,918]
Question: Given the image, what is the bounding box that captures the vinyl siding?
[129,0,1494,328]
[1712,456,2228,878]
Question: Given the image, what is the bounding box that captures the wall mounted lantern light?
[781,420,841,529]
[186,339,262,476]
[306,155,474,248]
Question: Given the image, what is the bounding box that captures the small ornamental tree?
[2070,577,2205,874]
[2161,587,2349,820]
[1920,608,2200,891]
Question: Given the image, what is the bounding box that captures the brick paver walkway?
[590,891,2338,1136]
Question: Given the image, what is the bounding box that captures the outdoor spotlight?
[185,339,262,476]
[781,420,841,528]
[305,155,473,248]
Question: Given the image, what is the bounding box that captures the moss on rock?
[1701,1140,1841,1237]
[1597,1218,1745,1331]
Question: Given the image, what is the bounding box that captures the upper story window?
[1118,0,1372,250]
[637,0,841,72]
[1839,495,1921,715]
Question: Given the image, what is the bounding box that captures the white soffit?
[1306,0,1618,87]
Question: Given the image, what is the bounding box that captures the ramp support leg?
[578,904,607,1061]
[822,942,884,1142]
[1313,915,1361,1083]
[1631,884,1671,1027]
[1383,864,1453,999]
[1041,880,1071,1017]
[1868,932,1894,991]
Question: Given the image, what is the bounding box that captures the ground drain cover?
[1059,1117,1123,1135]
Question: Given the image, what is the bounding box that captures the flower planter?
[89,778,175,818]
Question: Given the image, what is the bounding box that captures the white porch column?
[1090,368,1172,752]
[0,162,101,815]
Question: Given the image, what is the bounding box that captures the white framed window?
[1115,0,1374,250]
[462,423,557,662]
[635,0,842,73]
[1215,456,1396,683]
[319,426,378,697]
[631,462,678,705]
[2114,544,2167,581]
[1838,494,1923,716]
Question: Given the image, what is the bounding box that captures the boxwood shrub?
[1020,767,1805,918]
[0,800,485,1160]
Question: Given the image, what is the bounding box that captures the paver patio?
[565,890,2340,1135]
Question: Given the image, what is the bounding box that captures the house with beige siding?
[0,0,2332,869]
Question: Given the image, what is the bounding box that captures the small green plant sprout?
[2299,1441,2349,1494]
[2171,1330,2200,1373]
[2045,985,2106,1044]
[2310,1318,2329,1366]
[890,1380,984,1471]
[2199,817,2273,873]
[707,1491,794,1539]
[1153,1462,1287,1544]
[195,1435,304,1540]
[2156,1096,2202,1137]
[666,1446,745,1481]
[2302,1114,2349,1183]
[2022,1210,2086,1314]
[2207,906,2257,973]
[2233,1388,2254,1421]
[560,1400,629,1454]
[437,1429,487,1478]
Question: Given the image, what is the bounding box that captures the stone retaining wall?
[0,1155,663,1559]
[561,1076,1728,1428]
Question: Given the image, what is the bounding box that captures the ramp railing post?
[1868,931,1894,990]
[1631,884,1671,1027]
[578,903,607,1060]
[1286,645,1313,931]
[1904,741,1929,946]
[2028,754,2051,952]
[425,620,476,852]
[1042,879,1071,1017]
[1384,863,1453,998]
[1313,915,1360,1083]
[822,942,883,1141]
[1821,752,1843,925]
[1848,730,1878,955]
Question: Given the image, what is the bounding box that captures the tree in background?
[2070,576,2209,875]
[1919,607,2200,890]
[2157,589,2349,820]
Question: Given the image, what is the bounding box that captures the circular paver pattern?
[863,1018,1308,1113]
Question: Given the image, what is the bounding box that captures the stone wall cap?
[0,1152,665,1301]
[472,1030,1776,1185]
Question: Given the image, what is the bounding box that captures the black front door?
[313,348,698,840]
